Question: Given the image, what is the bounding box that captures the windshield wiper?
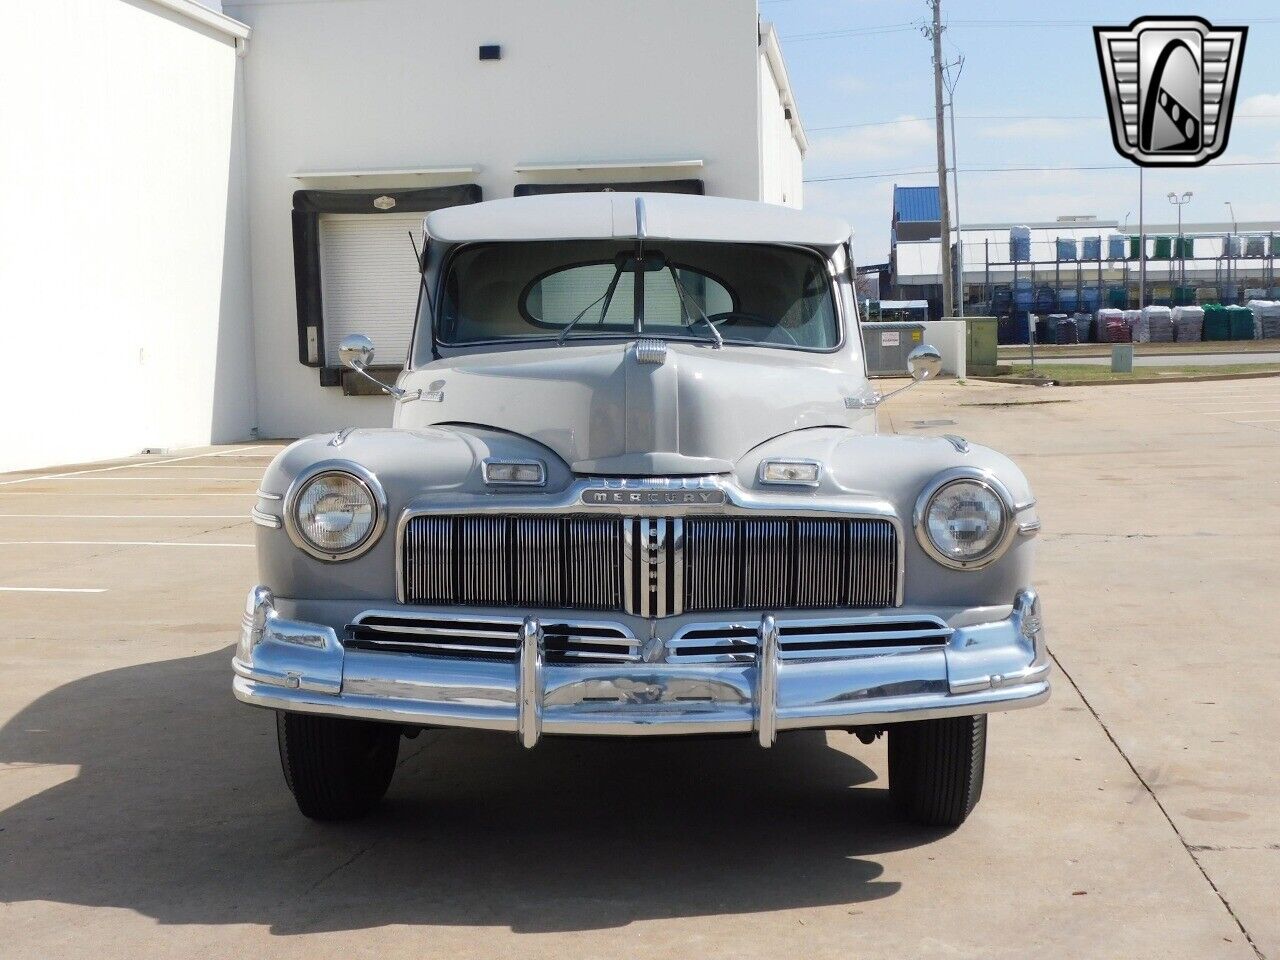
[667,266,723,349]
[556,263,625,345]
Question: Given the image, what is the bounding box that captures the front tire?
[276,711,400,820]
[888,714,987,827]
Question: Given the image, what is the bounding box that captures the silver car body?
[234,193,1049,747]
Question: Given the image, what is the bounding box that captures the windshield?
[436,240,840,350]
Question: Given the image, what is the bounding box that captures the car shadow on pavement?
[0,646,952,935]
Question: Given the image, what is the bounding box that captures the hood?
[394,342,874,474]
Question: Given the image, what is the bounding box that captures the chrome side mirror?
[862,343,943,408]
[907,344,943,381]
[337,334,414,400]
[338,334,375,371]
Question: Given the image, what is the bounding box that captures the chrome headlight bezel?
[913,467,1017,570]
[283,460,388,562]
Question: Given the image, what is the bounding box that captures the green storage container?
[1107,286,1127,308]
[1202,305,1231,341]
[1153,236,1173,259]
[1175,236,1195,258]
[1226,306,1255,340]
[1129,235,1142,259]
[1175,286,1196,306]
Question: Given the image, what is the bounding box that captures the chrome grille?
[683,517,898,612]
[401,514,898,614]
[346,612,640,664]
[402,515,623,609]
[668,616,950,664]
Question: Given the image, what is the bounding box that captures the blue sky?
[763,1,1280,264]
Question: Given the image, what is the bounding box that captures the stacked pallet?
[1071,312,1093,342]
[1126,309,1147,343]
[1095,308,1130,342]
[1247,301,1280,339]
[1145,305,1175,342]
[1048,313,1078,344]
[1226,305,1255,341]
[1200,305,1229,341]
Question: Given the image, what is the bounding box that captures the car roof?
[425,192,852,249]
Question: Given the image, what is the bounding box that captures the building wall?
[226,0,764,440]
[0,0,254,473]
[757,38,803,207]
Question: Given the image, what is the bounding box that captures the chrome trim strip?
[913,467,1018,572]
[1015,499,1037,512]
[282,460,389,563]
[670,517,684,617]
[941,434,971,454]
[756,615,779,748]
[518,617,544,748]
[250,507,282,529]
[1017,519,1042,537]
[255,489,282,502]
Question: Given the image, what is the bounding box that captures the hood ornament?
[634,338,668,365]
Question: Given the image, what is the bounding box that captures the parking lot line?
[25,477,259,482]
[1236,419,1280,424]
[0,540,251,548]
[0,445,271,487]
[0,492,257,497]
[0,586,107,593]
[0,514,248,519]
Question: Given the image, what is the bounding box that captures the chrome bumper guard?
[233,588,1050,748]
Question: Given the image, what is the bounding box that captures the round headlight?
[915,472,1012,569]
[285,465,385,561]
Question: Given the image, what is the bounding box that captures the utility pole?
[923,0,953,319]
[943,54,965,316]
[1138,167,1146,309]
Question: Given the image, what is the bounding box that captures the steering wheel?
[704,311,800,346]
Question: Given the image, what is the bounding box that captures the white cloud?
[1235,93,1280,125]
[806,116,935,166]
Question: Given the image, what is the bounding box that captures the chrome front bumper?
[232,587,1050,747]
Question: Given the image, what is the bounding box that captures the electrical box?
[861,322,925,376]
[965,316,999,375]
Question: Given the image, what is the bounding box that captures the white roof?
[425,192,851,248]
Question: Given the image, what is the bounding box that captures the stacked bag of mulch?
[1199,304,1228,341]
[1048,313,1078,344]
[1145,305,1175,342]
[1126,309,1148,343]
[1246,300,1280,340]
[1095,308,1130,342]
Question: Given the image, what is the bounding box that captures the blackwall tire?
[276,711,400,821]
[887,714,987,828]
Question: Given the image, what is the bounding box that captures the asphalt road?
[1,379,1277,959]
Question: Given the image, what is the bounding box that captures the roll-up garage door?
[319,213,423,366]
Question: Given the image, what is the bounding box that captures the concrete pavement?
[1,382,1276,958]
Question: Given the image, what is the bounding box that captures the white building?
[1,0,806,474]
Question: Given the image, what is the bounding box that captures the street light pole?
[1225,201,1237,296]
[1167,191,1192,292]
[1138,167,1146,309]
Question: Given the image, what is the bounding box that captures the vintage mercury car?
[235,192,1049,826]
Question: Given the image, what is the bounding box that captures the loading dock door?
[319,213,423,366]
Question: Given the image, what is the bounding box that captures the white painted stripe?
[0,514,249,519]
[1204,409,1280,415]
[0,445,271,487]
[0,492,256,498]
[23,477,258,482]
[1235,418,1280,423]
[0,540,251,548]
[0,586,107,593]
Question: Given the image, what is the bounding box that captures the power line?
[783,16,1280,41]
[807,113,1280,133]
[804,160,1280,183]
